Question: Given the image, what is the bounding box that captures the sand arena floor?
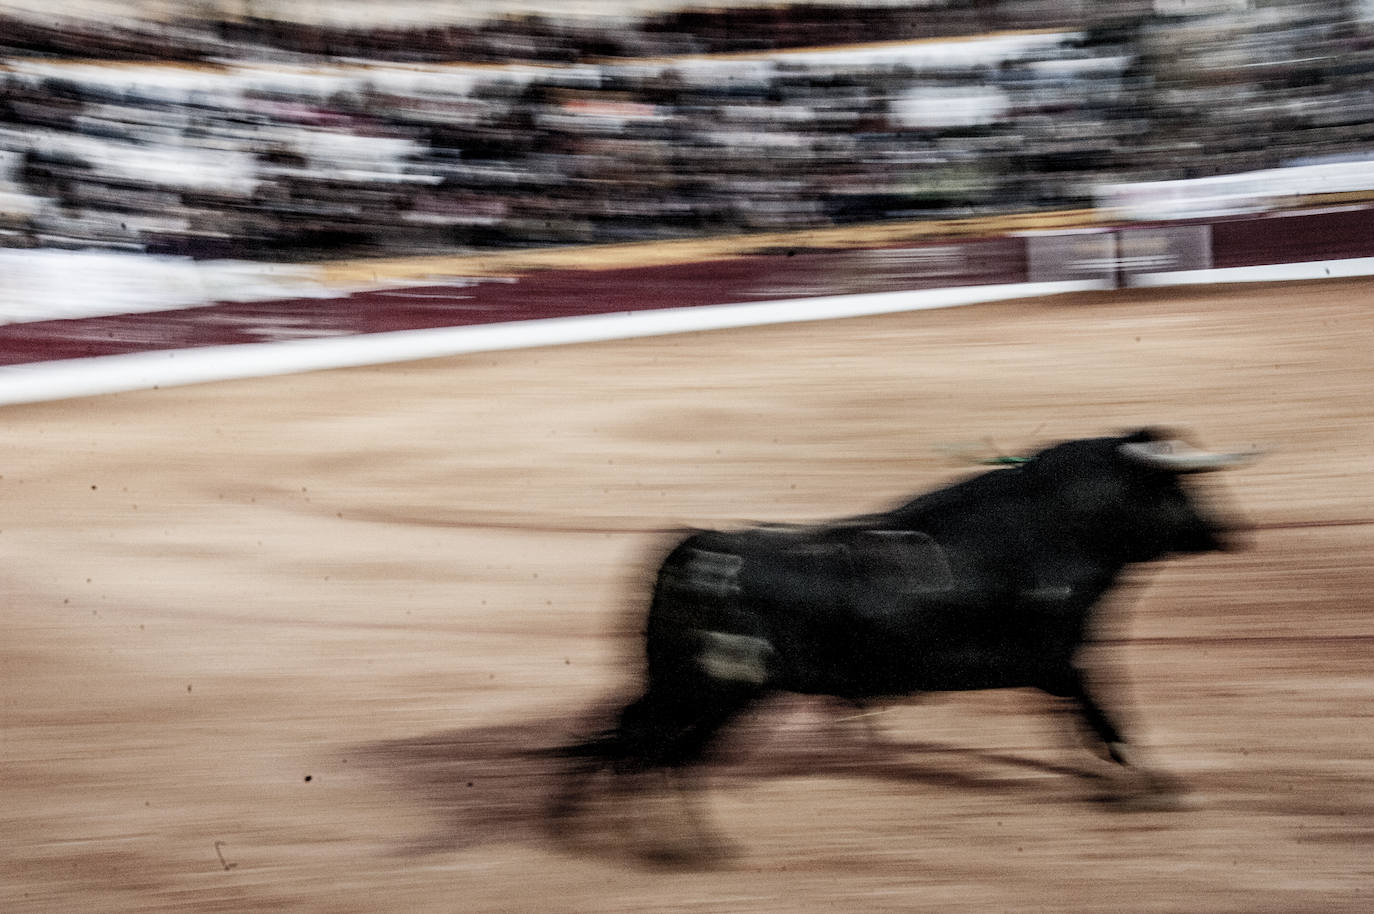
[4,277,1373,912]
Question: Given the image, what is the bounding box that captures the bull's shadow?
[355,693,1118,862]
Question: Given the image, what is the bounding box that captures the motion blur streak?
[5,276,1373,912]
[4,3,1374,913]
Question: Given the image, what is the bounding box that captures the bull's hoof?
[1141,767,1188,796]
[1140,778,1201,811]
[545,807,580,841]
[1099,770,1197,811]
[637,835,739,869]
[1111,789,1199,812]
[546,783,591,835]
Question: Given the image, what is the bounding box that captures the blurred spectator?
[1,1,1371,258]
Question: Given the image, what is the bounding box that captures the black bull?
[553,429,1256,845]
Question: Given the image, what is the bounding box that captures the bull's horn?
[1119,440,1262,472]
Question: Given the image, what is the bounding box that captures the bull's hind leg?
[611,679,761,863]
[547,743,609,835]
[547,697,682,853]
[550,680,759,862]
[547,690,677,841]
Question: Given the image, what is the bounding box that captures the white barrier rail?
[1096,160,1374,221]
[0,280,1109,406]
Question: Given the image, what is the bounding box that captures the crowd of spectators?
[0,3,1111,64]
[1,2,1371,260]
[1131,7,1374,179]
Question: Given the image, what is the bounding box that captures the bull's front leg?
[1049,666,1188,805]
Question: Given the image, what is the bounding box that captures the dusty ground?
[4,278,1373,912]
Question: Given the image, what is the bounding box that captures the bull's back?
[643,526,977,695]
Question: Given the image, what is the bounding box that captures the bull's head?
[1030,428,1259,562]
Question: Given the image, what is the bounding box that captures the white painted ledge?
[0,280,1108,406]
